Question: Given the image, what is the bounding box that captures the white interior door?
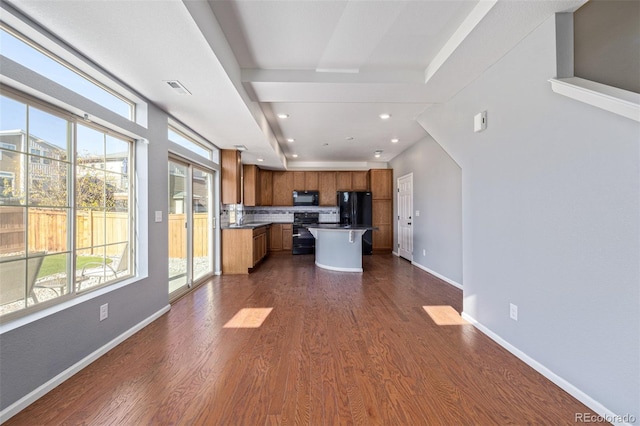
[397,174,413,261]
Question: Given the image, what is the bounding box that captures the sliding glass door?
[168,159,213,297]
[192,167,213,282]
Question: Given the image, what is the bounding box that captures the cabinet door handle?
[408,222,412,225]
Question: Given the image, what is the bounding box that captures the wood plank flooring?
[6,254,604,425]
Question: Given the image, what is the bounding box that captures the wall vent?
[165,80,191,95]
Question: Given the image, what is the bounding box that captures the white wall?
[419,15,639,419]
[390,136,463,286]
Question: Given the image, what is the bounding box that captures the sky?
[0,28,130,121]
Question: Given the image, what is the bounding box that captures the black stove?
[292,212,319,255]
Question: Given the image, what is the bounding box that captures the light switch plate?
[155,211,162,223]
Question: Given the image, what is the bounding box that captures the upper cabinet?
[292,171,305,191]
[221,149,241,204]
[260,170,273,206]
[318,171,337,206]
[336,171,370,191]
[243,165,260,207]
[239,166,378,207]
[336,171,352,191]
[272,171,294,206]
[304,172,319,190]
[352,171,370,191]
[370,169,393,200]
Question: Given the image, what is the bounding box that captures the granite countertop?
[305,224,376,231]
[222,221,292,230]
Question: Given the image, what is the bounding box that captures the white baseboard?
[0,304,171,424]
[461,313,634,426]
[411,261,463,290]
[392,250,399,256]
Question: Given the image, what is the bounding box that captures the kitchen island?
[306,224,375,272]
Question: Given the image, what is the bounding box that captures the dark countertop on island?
[221,221,292,230]
[306,224,376,231]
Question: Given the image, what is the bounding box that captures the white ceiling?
[6,0,586,170]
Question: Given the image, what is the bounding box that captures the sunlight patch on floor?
[423,305,469,326]
[224,307,273,328]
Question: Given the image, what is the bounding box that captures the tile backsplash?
[221,205,338,226]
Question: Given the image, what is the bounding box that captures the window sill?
[549,77,640,122]
[0,274,145,334]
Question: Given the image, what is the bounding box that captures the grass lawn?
[39,254,112,278]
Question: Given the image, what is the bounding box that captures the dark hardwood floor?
[7,254,603,425]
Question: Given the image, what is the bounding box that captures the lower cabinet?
[222,226,269,274]
[282,224,292,250]
[270,223,293,252]
[372,199,393,253]
[253,227,268,266]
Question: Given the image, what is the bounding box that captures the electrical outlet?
[509,303,518,321]
[423,249,426,256]
[100,303,109,321]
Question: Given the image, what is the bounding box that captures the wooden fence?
[0,208,209,258]
[168,213,210,258]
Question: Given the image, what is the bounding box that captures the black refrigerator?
[337,191,373,255]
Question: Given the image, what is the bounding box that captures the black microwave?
[293,190,319,206]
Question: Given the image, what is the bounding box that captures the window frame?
[167,125,213,161]
[0,88,136,322]
[1,23,136,122]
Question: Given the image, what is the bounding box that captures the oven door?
[292,225,315,254]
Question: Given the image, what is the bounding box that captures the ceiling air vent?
[165,80,191,95]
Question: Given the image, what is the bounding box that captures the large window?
[168,126,212,160]
[0,25,134,120]
[0,92,134,319]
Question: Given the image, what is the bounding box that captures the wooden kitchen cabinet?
[352,171,370,191]
[221,149,241,204]
[292,171,305,191]
[318,171,337,206]
[370,169,393,199]
[282,224,292,250]
[222,225,269,274]
[370,169,393,252]
[253,227,268,266]
[259,170,273,206]
[243,164,260,206]
[336,171,352,191]
[270,223,293,252]
[304,172,319,190]
[272,171,294,206]
[270,224,282,251]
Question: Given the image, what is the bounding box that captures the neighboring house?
[0,129,67,203]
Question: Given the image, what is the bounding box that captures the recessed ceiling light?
[234,144,248,151]
[257,158,264,162]
[379,113,391,120]
[287,138,295,143]
[391,138,399,143]
[277,113,289,119]
[374,150,383,158]
[292,154,298,158]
